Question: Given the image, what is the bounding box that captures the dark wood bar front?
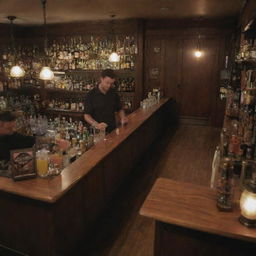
[0,98,174,255]
[140,178,256,256]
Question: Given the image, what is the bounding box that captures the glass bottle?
[211,146,221,188]
[216,160,235,211]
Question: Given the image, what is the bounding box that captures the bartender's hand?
[95,122,108,130]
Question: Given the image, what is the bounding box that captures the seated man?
[0,111,35,169]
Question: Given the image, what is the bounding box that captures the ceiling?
[0,0,245,25]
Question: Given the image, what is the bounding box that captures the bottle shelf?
[236,58,256,62]
[44,108,84,115]
[225,114,239,119]
[53,69,135,75]
[7,86,40,93]
[117,91,135,94]
[44,88,88,94]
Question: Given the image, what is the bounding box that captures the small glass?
[48,151,63,176]
[93,127,105,144]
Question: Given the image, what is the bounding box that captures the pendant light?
[194,18,203,58]
[8,16,25,78]
[109,14,120,63]
[39,0,54,80]
[194,34,202,58]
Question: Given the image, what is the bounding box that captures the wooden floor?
[78,124,221,256]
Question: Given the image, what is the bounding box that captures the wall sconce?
[39,0,54,80]
[8,16,25,78]
[239,175,256,228]
[109,14,120,63]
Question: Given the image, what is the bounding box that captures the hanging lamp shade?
[10,65,25,78]
[39,66,54,80]
[109,14,120,63]
[39,0,54,80]
[109,52,120,62]
[8,16,25,78]
[194,18,203,58]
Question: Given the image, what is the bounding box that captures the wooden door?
[164,37,219,119]
[178,38,218,118]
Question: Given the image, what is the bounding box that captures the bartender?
[84,69,128,133]
[0,111,35,166]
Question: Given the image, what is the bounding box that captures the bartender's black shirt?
[84,87,122,133]
[0,133,35,162]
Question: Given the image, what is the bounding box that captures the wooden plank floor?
[78,124,221,256]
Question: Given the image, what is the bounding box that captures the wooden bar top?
[0,98,170,203]
[140,178,256,244]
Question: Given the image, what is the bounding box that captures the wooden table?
[0,98,175,256]
[140,178,256,256]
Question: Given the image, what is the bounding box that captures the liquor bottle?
[216,160,234,211]
[220,128,229,157]
[211,146,221,188]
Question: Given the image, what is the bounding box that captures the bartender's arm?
[84,114,107,130]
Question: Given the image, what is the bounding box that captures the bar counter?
[140,178,256,256]
[0,97,174,255]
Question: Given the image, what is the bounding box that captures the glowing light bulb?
[194,50,202,58]
[109,52,120,62]
[10,65,25,78]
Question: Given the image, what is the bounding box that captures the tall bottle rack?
[214,22,256,202]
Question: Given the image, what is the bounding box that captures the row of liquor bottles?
[220,124,256,161]
[0,75,135,93]
[47,96,133,112]
[18,115,103,177]
[213,155,255,212]
[19,115,105,161]
[213,30,256,213]
[52,54,135,71]
[224,90,256,159]
[20,115,90,141]
[0,92,133,118]
[0,35,137,75]
[1,36,137,61]
[225,88,256,118]
[46,76,135,92]
[236,39,256,62]
[48,35,138,57]
[1,55,134,75]
[0,94,40,116]
[47,99,85,112]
